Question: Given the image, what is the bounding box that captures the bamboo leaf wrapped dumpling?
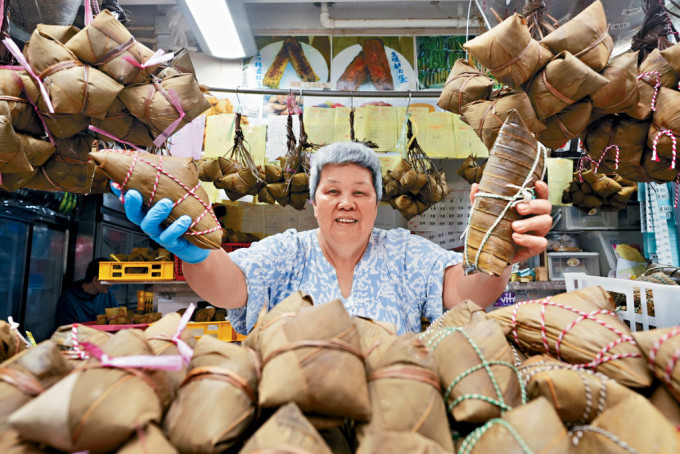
[463,110,547,276]
[89,149,223,249]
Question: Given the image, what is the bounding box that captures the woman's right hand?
[111,185,210,264]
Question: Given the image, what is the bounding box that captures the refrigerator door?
[24,224,67,342]
[0,217,29,322]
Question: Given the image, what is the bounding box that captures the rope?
[509,297,641,371]
[459,418,533,454]
[651,129,677,169]
[648,327,680,388]
[570,425,640,454]
[108,149,221,237]
[638,71,661,112]
[424,327,527,415]
[519,361,611,424]
[463,142,547,270]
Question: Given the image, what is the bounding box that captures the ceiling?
[118,0,481,36]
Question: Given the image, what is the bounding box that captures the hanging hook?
[406,89,412,114]
[299,87,304,112]
[350,91,354,110]
[235,85,242,114]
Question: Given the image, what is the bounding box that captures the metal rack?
[207,86,443,98]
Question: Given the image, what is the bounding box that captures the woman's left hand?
[470,180,553,264]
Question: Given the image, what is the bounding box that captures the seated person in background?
[56,258,120,326]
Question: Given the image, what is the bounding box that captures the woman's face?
[313,163,378,248]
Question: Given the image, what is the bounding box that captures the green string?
[425,327,527,416]
[458,419,534,454]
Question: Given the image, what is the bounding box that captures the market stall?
[1,0,680,452]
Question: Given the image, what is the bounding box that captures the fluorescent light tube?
[177,0,257,60]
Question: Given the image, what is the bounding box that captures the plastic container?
[554,206,618,230]
[548,252,600,280]
[174,243,252,281]
[564,272,680,331]
[99,261,175,281]
[546,232,580,252]
[186,321,246,342]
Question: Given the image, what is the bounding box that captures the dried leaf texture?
[464,110,546,276]
[90,149,222,249]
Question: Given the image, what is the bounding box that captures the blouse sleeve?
[401,230,463,323]
[227,229,303,334]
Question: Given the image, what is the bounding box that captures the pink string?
[123,50,174,69]
[81,342,184,370]
[172,302,196,366]
[286,93,301,115]
[88,125,143,151]
[638,71,661,112]
[651,129,677,168]
[14,70,56,145]
[84,0,94,26]
[1,38,55,113]
[675,174,679,209]
[153,89,186,148]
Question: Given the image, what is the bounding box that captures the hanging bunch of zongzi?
[262,110,314,210]
[197,112,265,201]
[437,59,495,115]
[456,154,486,185]
[382,119,450,220]
[561,159,638,213]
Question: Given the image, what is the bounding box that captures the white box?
[564,273,680,331]
[548,252,600,280]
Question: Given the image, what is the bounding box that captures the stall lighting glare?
[177,0,257,60]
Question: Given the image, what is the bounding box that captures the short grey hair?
[309,142,382,204]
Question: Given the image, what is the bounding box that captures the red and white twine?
[577,145,620,182]
[648,327,680,387]
[71,324,89,360]
[651,129,678,170]
[108,149,221,236]
[510,297,640,371]
[638,71,661,112]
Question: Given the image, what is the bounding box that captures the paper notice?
[204,113,236,158]
[334,107,352,143]
[363,105,398,152]
[244,124,268,167]
[454,115,488,158]
[547,158,574,206]
[305,106,336,146]
[428,111,455,158]
[266,114,300,163]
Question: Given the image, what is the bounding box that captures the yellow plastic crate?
[99,261,175,281]
[187,321,247,342]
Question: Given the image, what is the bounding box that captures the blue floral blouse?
[227,228,462,335]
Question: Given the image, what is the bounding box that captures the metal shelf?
[507,281,566,291]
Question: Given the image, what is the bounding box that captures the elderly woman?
[120,142,552,334]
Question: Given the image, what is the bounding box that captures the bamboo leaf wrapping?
[539,0,613,72]
[464,13,553,89]
[463,110,546,276]
[89,149,223,249]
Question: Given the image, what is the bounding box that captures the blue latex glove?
[111,184,210,264]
